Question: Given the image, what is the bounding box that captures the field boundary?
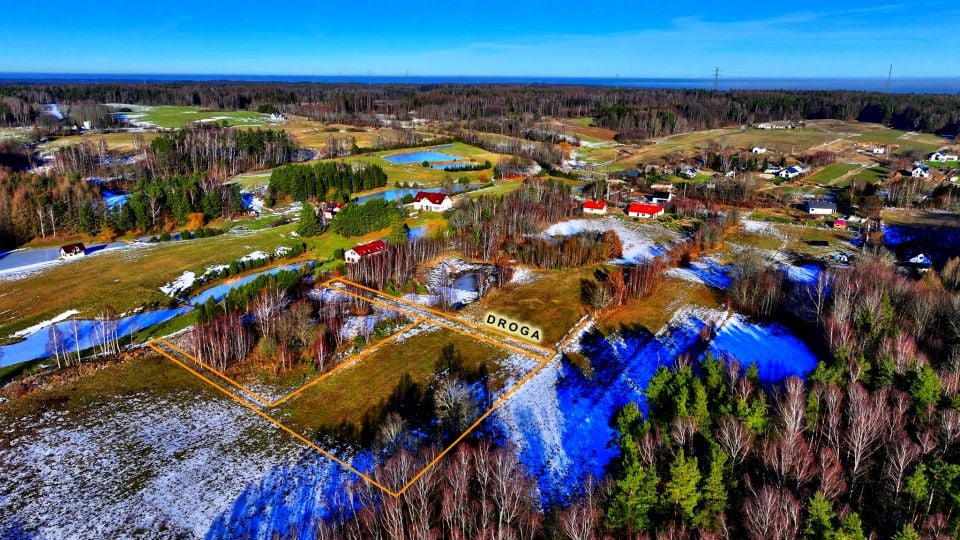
[147,278,559,497]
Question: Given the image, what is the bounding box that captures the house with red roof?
[627,203,665,219]
[344,240,387,264]
[412,191,453,212]
[582,200,608,215]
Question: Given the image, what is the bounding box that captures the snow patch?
[159,271,197,297]
[9,310,80,339]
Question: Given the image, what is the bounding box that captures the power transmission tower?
[714,67,720,91]
[886,64,893,92]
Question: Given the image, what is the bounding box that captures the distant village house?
[929,150,959,162]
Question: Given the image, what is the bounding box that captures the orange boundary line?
[146,339,400,497]
[329,277,556,356]
[158,317,423,408]
[149,278,562,498]
[325,285,549,363]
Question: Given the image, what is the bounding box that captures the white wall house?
[751,146,767,154]
[912,164,931,178]
[929,150,959,162]
[627,203,665,218]
[412,191,453,212]
[344,240,386,264]
[806,201,837,215]
[59,243,86,259]
[582,200,608,215]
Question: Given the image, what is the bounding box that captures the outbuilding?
[59,243,86,259]
[806,201,837,215]
[582,200,608,215]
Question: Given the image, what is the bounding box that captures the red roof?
[413,191,449,205]
[627,203,664,215]
[583,200,607,210]
[349,240,386,257]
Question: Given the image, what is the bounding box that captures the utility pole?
[714,67,720,91]
[886,64,893,92]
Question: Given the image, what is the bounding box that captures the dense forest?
[3,82,959,138]
[268,161,389,203]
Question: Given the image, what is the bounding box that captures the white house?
[344,240,386,264]
[806,201,836,215]
[929,150,959,162]
[582,200,608,215]
[751,146,767,154]
[412,191,453,212]
[911,163,931,178]
[627,203,665,218]
[870,147,886,155]
[649,184,674,204]
[779,165,809,180]
[59,243,86,259]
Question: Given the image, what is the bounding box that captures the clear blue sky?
[3,0,958,77]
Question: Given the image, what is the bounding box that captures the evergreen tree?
[664,449,701,522]
[298,202,322,237]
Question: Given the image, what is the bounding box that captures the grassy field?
[41,131,159,152]
[855,128,944,155]
[807,163,861,185]
[0,223,365,339]
[847,166,889,185]
[0,353,205,418]
[467,267,592,344]
[328,142,503,185]
[113,105,268,129]
[272,324,512,433]
[599,276,723,335]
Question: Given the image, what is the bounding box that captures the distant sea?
[1,73,958,94]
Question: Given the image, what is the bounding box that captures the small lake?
[383,150,462,165]
[452,272,484,293]
[102,190,129,209]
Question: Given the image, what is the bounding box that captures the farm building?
[627,203,665,219]
[344,240,387,264]
[929,150,959,162]
[412,191,453,212]
[582,200,608,215]
[806,201,837,215]
[751,146,767,154]
[59,243,86,259]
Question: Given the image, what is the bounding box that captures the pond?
[102,190,129,209]
[382,149,462,164]
[452,271,484,293]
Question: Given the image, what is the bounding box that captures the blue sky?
[2,0,958,77]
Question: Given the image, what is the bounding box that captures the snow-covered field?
[666,257,733,289]
[160,271,197,297]
[541,217,678,264]
[0,390,308,538]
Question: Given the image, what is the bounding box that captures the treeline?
[330,198,406,237]
[347,238,445,290]
[448,179,581,261]
[0,169,245,249]
[516,230,622,269]
[5,82,960,137]
[147,125,298,178]
[268,161,388,202]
